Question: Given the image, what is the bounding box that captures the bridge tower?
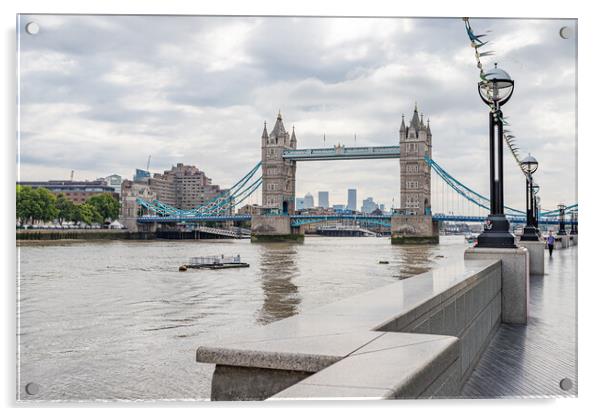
[252,112,302,241]
[391,104,439,244]
[261,111,297,214]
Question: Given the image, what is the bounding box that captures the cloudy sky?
[17,15,577,212]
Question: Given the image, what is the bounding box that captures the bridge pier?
[390,214,439,244]
[250,215,304,242]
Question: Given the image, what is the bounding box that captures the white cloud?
[17,15,577,211]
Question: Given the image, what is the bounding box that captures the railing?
[282,145,401,161]
[137,212,577,226]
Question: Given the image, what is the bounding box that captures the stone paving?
[461,244,577,398]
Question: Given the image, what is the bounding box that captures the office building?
[133,169,151,183]
[361,197,378,214]
[303,192,314,209]
[98,174,123,193]
[318,191,329,209]
[347,188,357,211]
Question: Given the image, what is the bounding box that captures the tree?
[74,203,103,226]
[87,193,120,223]
[16,186,58,225]
[16,185,37,226]
[55,194,77,225]
[35,188,59,222]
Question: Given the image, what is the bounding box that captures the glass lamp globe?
[521,154,539,174]
[478,63,515,106]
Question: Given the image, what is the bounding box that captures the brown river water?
[17,235,468,401]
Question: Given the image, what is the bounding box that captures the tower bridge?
[132,106,577,242]
[254,105,437,243]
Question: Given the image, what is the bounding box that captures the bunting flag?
[463,17,529,177]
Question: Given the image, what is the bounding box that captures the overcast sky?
[17,15,577,212]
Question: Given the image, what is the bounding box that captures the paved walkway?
[461,244,577,398]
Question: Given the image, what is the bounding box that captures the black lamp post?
[534,194,541,233]
[476,63,517,248]
[520,154,540,241]
[557,204,567,235]
[570,211,578,235]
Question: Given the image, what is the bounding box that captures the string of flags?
[462,18,529,176]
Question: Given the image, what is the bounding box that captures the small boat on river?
[180,254,249,271]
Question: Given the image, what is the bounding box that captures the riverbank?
[16,229,155,241]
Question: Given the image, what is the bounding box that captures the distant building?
[98,174,123,193]
[149,163,225,211]
[133,169,151,183]
[303,192,314,209]
[120,179,157,229]
[318,191,329,209]
[18,180,118,205]
[237,204,262,216]
[333,204,346,211]
[361,197,378,214]
[295,197,305,210]
[347,189,357,211]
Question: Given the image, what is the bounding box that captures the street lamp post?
[557,204,567,235]
[520,154,540,241]
[534,195,541,233]
[570,211,578,235]
[476,63,517,248]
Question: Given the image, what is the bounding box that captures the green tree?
[87,194,120,223]
[55,194,77,225]
[74,203,103,225]
[16,185,36,225]
[36,188,59,222]
[16,186,58,225]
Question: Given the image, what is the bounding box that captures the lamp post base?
[476,214,517,248]
[520,225,540,241]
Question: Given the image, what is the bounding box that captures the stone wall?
[250,215,304,242]
[391,214,439,244]
[197,259,503,400]
[376,261,501,384]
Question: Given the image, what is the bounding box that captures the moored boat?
[180,254,249,271]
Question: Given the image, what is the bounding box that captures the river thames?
[17,235,469,401]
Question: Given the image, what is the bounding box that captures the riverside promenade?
[196,242,577,400]
[462,244,577,398]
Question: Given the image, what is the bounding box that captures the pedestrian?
[546,233,555,257]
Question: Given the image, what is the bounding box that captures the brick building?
[149,163,225,211]
[17,180,118,204]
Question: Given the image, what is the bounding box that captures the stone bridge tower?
[392,104,439,244]
[261,111,297,214]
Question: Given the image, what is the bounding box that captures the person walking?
[546,233,555,257]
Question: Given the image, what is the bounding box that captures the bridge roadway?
[461,244,577,397]
[136,213,574,226]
